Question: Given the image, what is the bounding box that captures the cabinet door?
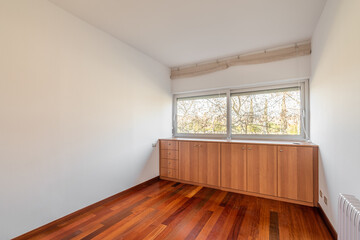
[160,159,178,170]
[160,168,178,179]
[198,142,220,186]
[278,146,314,202]
[160,149,178,160]
[220,143,247,191]
[160,140,178,150]
[247,145,277,196]
[179,141,199,182]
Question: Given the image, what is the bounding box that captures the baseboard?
[13,176,160,240]
[317,203,337,240]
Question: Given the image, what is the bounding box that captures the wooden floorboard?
[14,179,333,240]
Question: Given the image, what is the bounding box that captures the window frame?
[173,79,310,141]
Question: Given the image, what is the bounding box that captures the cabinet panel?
[161,168,178,178]
[278,146,314,202]
[198,142,220,186]
[160,140,178,150]
[160,149,178,160]
[160,159,178,170]
[179,141,199,182]
[247,145,277,196]
[220,143,247,191]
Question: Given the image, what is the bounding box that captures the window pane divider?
[226,89,231,140]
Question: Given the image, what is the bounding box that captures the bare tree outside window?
[174,84,306,139]
[177,94,227,134]
[231,88,301,135]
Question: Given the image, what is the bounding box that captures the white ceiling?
[50,0,326,67]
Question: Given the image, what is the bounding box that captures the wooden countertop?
[160,138,318,147]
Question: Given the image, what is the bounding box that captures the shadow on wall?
[317,150,334,224]
[310,0,341,75]
[136,140,160,184]
[310,0,353,231]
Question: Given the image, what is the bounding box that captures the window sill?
[164,137,317,147]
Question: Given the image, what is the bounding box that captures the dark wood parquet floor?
[14,179,333,240]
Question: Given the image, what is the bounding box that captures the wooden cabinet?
[160,149,178,160]
[160,140,178,150]
[278,146,314,203]
[220,143,247,191]
[247,144,278,196]
[160,159,178,170]
[160,167,178,179]
[160,139,318,207]
[178,141,220,187]
[179,141,199,182]
[198,142,220,186]
[159,140,178,179]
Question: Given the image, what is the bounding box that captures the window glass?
[231,87,301,135]
[176,94,227,134]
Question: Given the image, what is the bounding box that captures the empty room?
[1,0,359,239]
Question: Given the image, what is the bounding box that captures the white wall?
[0,0,171,239]
[311,0,360,230]
[172,55,310,93]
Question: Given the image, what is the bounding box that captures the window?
[173,80,308,140]
[231,87,301,135]
[176,94,227,135]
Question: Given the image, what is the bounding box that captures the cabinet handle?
[198,144,202,147]
[193,144,197,147]
[279,149,283,152]
[242,147,245,150]
[248,148,252,150]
